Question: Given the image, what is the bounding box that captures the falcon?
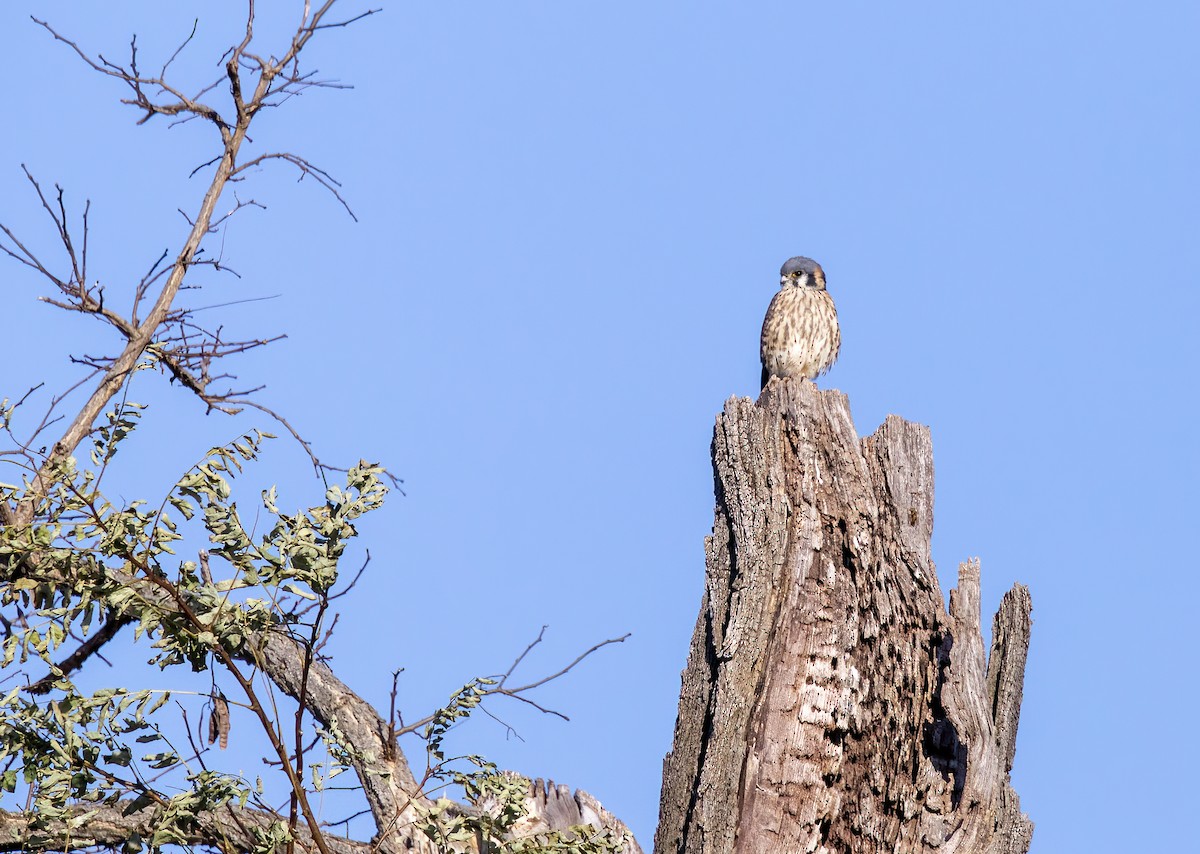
[759,256,841,389]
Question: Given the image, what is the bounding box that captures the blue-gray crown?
[781,256,821,277]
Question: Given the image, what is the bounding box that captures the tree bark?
[655,379,1032,854]
[0,803,373,854]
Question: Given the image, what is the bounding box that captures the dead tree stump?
[655,379,1033,854]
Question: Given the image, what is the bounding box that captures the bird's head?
[780,256,826,290]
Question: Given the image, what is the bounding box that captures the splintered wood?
[655,379,1032,854]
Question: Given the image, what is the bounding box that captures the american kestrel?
[759,256,841,389]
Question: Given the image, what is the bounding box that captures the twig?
[329,566,369,604]
[386,666,404,760]
[395,631,631,736]
[233,152,357,220]
[499,633,632,695]
[160,18,199,78]
[309,8,382,31]
[478,704,526,742]
[188,293,280,314]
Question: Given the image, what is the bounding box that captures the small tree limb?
[0,802,373,854]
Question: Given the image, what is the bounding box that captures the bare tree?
[0,5,638,852]
[654,379,1033,853]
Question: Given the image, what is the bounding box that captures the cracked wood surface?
[655,379,1032,854]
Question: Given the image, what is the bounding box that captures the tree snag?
[655,379,1033,854]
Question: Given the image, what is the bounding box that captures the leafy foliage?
[0,405,389,850]
[0,402,626,852]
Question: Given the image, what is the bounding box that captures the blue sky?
[2,3,1197,850]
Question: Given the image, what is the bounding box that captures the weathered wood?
[655,379,1032,853]
[515,778,646,854]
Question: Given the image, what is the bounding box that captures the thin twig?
[499,633,632,695]
[395,631,631,737]
[233,152,357,220]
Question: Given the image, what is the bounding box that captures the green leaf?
[281,583,316,600]
[121,792,155,816]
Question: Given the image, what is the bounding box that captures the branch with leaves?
[0,5,639,852]
[0,414,634,852]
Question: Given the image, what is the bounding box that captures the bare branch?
[395,631,632,737]
[131,249,171,324]
[188,153,224,179]
[0,167,89,296]
[309,8,382,32]
[189,293,280,314]
[503,624,551,683]
[328,550,372,602]
[0,370,102,469]
[231,398,325,474]
[386,664,404,758]
[499,632,632,695]
[9,383,44,411]
[234,152,357,220]
[209,194,268,230]
[488,689,570,723]
[160,17,199,78]
[479,703,528,740]
[32,18,228,130]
